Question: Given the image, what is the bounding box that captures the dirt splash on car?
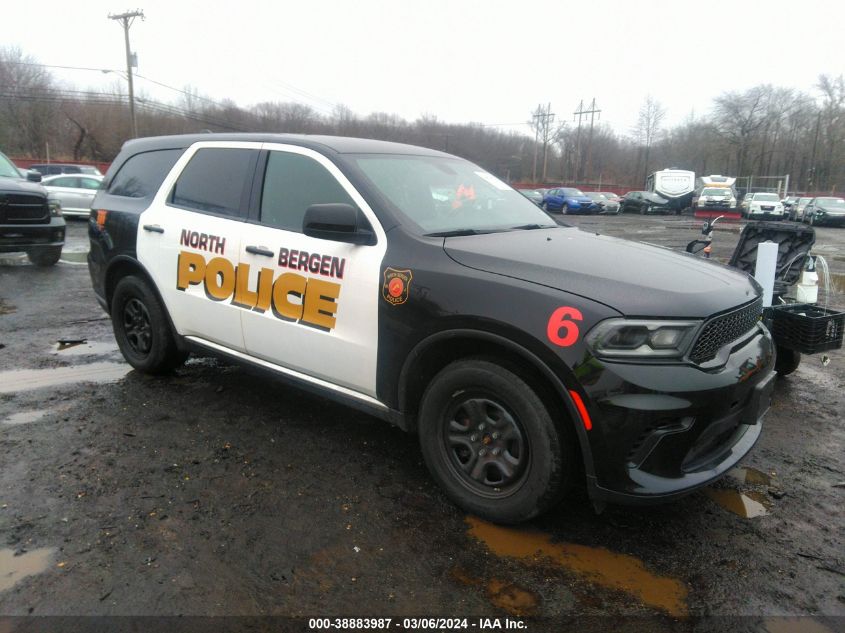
[465,517,688,617]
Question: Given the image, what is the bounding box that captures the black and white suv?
[88,134,776,523]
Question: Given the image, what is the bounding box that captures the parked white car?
[744,193,784,219]
[41,174,103,218]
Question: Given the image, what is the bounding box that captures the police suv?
[88,134,776,523]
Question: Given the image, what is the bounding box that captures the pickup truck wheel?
[418,359,572,523]
[27,246,62,267]
[112,275,187,374]
[775,346,801,376]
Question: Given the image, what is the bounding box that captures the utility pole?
[573,100,584,182]
[572,99,601,183]
[542,102,554,182]
[532,110,540,182]
[530,103,555,183]
[109,9,145,138]
[583,98,601,185]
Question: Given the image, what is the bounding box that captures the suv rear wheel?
[112,275,187,374]
[418,359,572,523]
[27,246,62,267]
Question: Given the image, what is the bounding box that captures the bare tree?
[634,95,666,181]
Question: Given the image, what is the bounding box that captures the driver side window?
[260,151,355,233]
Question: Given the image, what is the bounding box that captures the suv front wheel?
[112,275,187,374]
[418,359,573,523]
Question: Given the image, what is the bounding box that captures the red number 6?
[547,306,583,347]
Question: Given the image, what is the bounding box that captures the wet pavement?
[0,217,843,627]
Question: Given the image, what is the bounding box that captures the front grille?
[689,298,763,364]
[0,193,50,224]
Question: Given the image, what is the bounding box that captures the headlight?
[585,319,701,359]
[48,198,62,217]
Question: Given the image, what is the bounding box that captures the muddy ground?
[0,215,843,630]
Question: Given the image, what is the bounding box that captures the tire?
[27,246,62,267]
[775,346,801,376]
[111,275,188,374]
[562,203,569,215]
[640,205,647,215]
[418,359,573,523]
[808,214,815,226]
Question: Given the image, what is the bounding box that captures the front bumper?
[812,213,845,226]
[0,217,66,253]
[576,324,775,504]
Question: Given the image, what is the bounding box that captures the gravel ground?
[0,216,843,630]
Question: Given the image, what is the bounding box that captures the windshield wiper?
[509,223,554,230]
[425,228,497,237]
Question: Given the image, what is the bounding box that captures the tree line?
[1,47,842,194]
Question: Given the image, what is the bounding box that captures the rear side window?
[108,149,183,198]
[171,148,256,217]
[260,151,355,232]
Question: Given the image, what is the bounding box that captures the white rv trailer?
[646,169,696,213]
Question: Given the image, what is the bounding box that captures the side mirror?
[303,203,375,245]
[26,170,42,183]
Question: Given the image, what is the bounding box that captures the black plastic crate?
[768,303,845,354]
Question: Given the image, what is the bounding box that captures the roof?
[120,133,454,158]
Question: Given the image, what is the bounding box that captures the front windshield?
[755,194,779,202]
[799,198,812,204]
[0,152,21,178]
[352,155,556,235]
[586,193,606,200]
[817,198,845,207]
[562,188,585,196]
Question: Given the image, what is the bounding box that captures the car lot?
[0,216,843,627]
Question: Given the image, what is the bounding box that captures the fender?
[399,328,597,486]
[103,254,190,352]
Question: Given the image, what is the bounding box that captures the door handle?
[143,224,164,234]
[245,245,274,257]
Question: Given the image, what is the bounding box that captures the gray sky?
[3,0,844,137]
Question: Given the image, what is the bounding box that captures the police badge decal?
[382,268,413,305]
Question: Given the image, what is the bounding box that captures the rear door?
[136,141,260,352]
[238,144,387,398]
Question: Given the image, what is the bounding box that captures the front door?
[239,145,387,398]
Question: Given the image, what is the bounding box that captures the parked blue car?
[541,187,597,214]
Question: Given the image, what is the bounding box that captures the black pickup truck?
[0,150,65,266]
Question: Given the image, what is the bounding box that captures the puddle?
[450,566,539,616]
[52,340,118,356]
[726,466,772,486]
[704,488,771,518]
[0,547,56,592]
[465,517,688,617]
[0,299,16,315]
[486,578,539,616]
[60,251,88,264]
[2,409,52,426]
[0,362,130,394]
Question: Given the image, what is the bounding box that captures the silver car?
[789,197,814,222]
[41,174,103,218]
[585,192,620,214]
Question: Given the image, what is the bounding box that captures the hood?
[443,227,761,318]
[818,203,845,215]
[567,195,593,203]
[0,175,48,196]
